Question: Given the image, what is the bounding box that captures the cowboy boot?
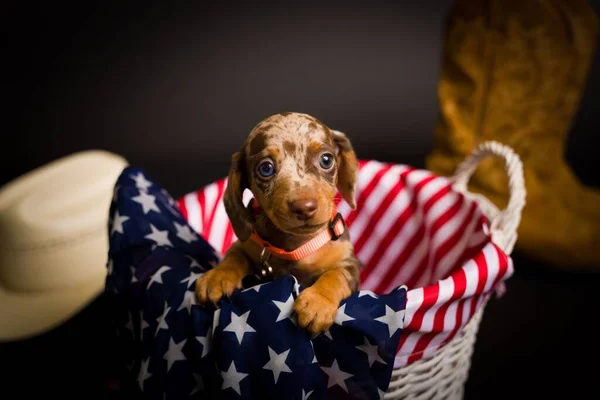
[426,0,600,269]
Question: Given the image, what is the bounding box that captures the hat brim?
[0,149,128,342]
[0,268,107,342]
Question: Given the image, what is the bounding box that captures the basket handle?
[450,141,526,254]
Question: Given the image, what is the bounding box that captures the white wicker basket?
[385,141,526,400]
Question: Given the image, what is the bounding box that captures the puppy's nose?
[289,199,318,221]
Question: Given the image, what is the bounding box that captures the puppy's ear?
[223,151,252,242]
[332,130,359,209]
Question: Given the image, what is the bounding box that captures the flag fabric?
[106,166,408,400]
[178,159,514,369]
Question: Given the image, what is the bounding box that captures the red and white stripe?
[177,159,513,368]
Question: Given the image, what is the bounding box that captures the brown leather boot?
[426,0,600,269]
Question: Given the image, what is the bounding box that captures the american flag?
[106,166,409,399]
[178,159,514,369]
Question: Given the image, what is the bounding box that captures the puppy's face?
[224,112,358,241]
[248,116,340,236]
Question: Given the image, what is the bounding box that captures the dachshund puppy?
[195,112,361,335]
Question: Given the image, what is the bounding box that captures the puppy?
[195,112,361,335]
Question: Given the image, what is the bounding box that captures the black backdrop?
[3,1,600,399]
[4,1,599,193]
[4,1,452,197]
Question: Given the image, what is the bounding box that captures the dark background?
[2,1,600,399]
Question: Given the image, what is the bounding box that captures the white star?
[375,305,405,338]
[161,188,176,205]
[163,337,187,372]
[212,309,221,337]
[145,224,173,247]
[334,304,355,325]
[131,171,152,191]
[177,290,197,314]
[130,266,137,283]
[155,301,171,336]
[109,283,118,294]
[356,337,386,367]
[358,290,379,299]
[140,310,149,340]
[147,265,171,290]
[111,210,129,235]
[174,221,198,243]
[141,312,150,330]
[223,310,256,344]
[137,357,152,391]
[125,311,134,337]
[312,329,329,341]
[221,361,248,396]
[293,280,301,295]
[180,270,203,289]
[132,190,160,214]
[302,389,314,400]
[186,255,202,269]
[309,341,318,364]
[190,373,204,395]
[242,282,267,293]
[273,294,297,325]
[321,359,354,393]
[195,335,210,358]
[263,346,293,384]
[107,259,114,276]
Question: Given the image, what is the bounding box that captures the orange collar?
[247,198,346,261]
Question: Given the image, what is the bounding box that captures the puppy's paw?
[195,267,243,305]
[293,287,338,336]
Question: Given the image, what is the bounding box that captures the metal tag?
[259,247,274,281]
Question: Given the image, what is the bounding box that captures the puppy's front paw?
[293,287,338,336]
[195,267,243,305]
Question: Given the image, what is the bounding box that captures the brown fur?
[196,112,360,335]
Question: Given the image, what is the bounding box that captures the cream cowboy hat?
[0,150,128,341]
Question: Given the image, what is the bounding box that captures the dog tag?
[259,247,274,281]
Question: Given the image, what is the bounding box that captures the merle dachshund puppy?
[196,112,361,335]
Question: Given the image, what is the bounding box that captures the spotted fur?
[196,112,361,335]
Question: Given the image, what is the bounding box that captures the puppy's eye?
[257,160,275,178]
[319,153,334,170]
